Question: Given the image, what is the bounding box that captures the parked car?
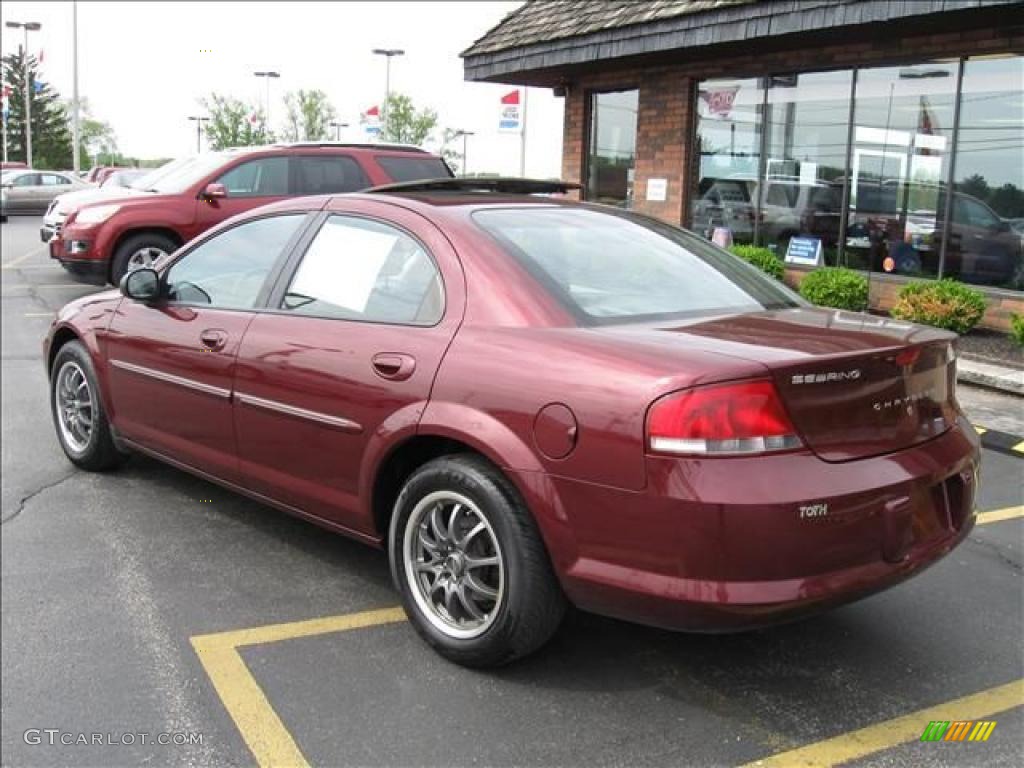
[101,169,148,189]
[52,143,453,284]
[1,169,92,220]
[83,165,127,184]
[45,177,979,667]
[40,158,195,244]
[1,161,29,170]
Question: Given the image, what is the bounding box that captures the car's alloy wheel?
[390,454,566,667]
[403,490,505,640]
[54,360,95,454]
[126,246,168,271]
[50,340,128,471]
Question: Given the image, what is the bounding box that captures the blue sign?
[785,236,823,267]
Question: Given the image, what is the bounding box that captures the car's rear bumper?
[523,416,980,632]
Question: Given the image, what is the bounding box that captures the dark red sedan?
[45,178,979,667]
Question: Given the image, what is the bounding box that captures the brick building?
[462,0,1024,329]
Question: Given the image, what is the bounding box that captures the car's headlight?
[74,204,121,225]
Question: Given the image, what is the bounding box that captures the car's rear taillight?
[647,379,803,456]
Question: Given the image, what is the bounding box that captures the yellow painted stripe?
[740,679,1023,767]
[976,506,1024,525]
[191,636,310,768]
[192,605,406,649]
[1013,440,1024,453]
[190,606,406,768]
[974,425,987,435]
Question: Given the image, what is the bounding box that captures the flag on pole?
[249,111,260,125]
[38,49,45,64]
[498,89,521,132]
[361,105,381,137]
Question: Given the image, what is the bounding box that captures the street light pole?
[372,48,404,139]
[72,2,80,173]
[5,21,42,168]
[454,130,475,176]
[188,115,209,154]
[330,121,349,141]
[253,71,280,135]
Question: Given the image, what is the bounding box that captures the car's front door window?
[215,157,290,197]
[165,214,305,308]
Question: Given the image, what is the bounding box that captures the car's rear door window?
[474,207,801,324]
[374,155,452,183]
[293,156,370,195]
[280,215,443,325]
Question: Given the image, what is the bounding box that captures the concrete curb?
[974,425,1024,458]
[957,357,1024,397]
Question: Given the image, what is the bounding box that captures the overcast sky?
[1,1,563,176]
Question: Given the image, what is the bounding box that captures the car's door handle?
[371,353,416,381]
[199,329,228,351]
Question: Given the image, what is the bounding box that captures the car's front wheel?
[50,341,128,471]
[389,454,565,667]
[110,232,177,284]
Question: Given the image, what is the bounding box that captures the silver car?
[1,170,92,219]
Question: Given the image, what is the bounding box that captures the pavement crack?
[2,471,77,525]
[969,534,1022,573]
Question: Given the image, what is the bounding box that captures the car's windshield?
[102,169,147,188]
[128,158,194,190]
[473,206,802,324]
[146,153,237,193]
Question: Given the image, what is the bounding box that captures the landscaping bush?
[798,267,869,311]
[1010,314,1024,347]
[727,244,784,280]
[890,279,987,335]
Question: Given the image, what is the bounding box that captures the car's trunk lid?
[599,307,960,462]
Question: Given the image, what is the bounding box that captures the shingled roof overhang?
[462,0,1022,86]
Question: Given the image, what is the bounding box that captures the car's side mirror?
[202,182,227,200]
[119,268,161,302]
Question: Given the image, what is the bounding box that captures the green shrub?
[890,279,987,335]
[1010,314,1024,347]
[728,244,784,280]
[798,267,869,311]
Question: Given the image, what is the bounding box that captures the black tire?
[389,454,565,667]
[50,340,128,471]
[110,232,177,284]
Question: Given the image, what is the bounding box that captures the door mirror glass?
[120,267,161,302]
[202,182,228,199]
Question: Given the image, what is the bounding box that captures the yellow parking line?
[741,678,1024,768]
[1013,440,1024,454]
[1,247,47,269]
[974,425,987,435]
[191,606,406,768]
[976,506,1024,525]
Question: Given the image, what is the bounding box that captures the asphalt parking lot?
[2,212,1022,767]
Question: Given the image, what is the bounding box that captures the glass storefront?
[692,77,764,244]
[691,55,1024,291]
[586,90,639,207]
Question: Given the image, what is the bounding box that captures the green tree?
[282,89,336,142]
[1,48,73,168]
[68,97,118,168]
[382,92,437,146]
[201,93,270,150]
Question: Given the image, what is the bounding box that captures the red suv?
[51,143,452,284]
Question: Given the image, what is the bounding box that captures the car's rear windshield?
[375,155,452,183]
[473,206,802,324]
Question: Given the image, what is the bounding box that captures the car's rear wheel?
[389,454,565,667]
[50,341,128,471]
[110,232,177,284]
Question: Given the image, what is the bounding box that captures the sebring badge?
[791,370,861,385]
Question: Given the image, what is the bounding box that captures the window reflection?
[846,62,958,278]
[586,90,638,207]
[692,78,764,244]
[761,70,851,264]
[948,56,1023,290]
